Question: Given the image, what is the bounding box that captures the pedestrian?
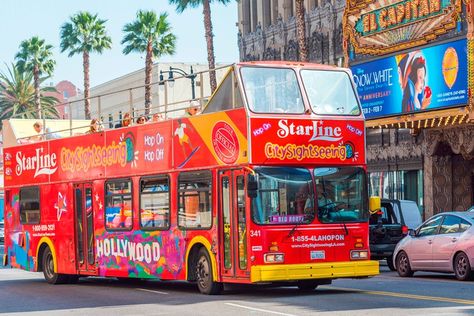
[151,113,164,122]
[28,121,44,142]
[185,100,201,117]
[86,118,102,134]
[136,115,147,124]
[115,112,132,128]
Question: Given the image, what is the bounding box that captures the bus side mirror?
[369,196,381,213]
[247,175,258,198]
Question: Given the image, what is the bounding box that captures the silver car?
[0,221,3,242]
[393,212,474,281]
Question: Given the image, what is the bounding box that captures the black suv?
[369,199,422,270]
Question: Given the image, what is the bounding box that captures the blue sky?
[0,0,239,87]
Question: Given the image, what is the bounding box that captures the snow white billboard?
[351,39,468,119]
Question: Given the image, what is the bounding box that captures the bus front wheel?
[42,247,69,284]
[196,248,223,295]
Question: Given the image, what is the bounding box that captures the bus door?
[74,183,96,274]
[219,170,249,280]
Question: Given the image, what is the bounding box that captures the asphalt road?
[0,263,472,315]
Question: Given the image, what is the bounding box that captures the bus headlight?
[350,250,368,260]
[264,253,284,263]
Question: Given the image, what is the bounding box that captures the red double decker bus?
[3,61,379,294]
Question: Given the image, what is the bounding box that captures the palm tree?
[169,0,233,93]
[295,0,308,62]
[15,36,56,119]
[0,63,59,123]
[60,12,112,119]
[122,11,176,115]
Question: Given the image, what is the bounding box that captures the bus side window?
[140,176,170,230]
[19,187,40,224]
[105,179,133,230]
[178,171,212,229]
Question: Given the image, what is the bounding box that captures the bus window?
[140,176,170,230]
[19,187,40,224]
[236,175,247,269]
[250,167,314,225]
[240,67,304,114]
[178,171,212,229]
[300,69,360,116]
[314,167,368,223]
[105,180,133,230]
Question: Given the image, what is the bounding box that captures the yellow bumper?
[251,260,379,283]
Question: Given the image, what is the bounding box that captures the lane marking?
[137,288,169,295]
[225,303,297,316]
[377,274,462,284]
[322,286,474,305]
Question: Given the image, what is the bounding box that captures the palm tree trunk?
[203,0,217,93]
[83,50,91,120]
[33,64,42,119]
[144,39,153,115]
[296,0,308,62]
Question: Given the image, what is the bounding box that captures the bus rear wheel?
[196,248,223,295]
[42,247,69,284]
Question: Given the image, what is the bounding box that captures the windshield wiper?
[331,208,349,235]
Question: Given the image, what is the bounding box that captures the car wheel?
[396,251,414,277]
[386,255,396,271]
[196,248,223,295]
[454,252,473,281]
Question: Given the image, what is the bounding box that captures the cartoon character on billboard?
[398,51,432,113]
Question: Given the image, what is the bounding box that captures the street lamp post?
[159,66,197,100]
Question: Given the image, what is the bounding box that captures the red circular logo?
[212,121,239,164]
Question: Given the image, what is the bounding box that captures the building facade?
[238,0,474,219]
[344,0,474,218]
[238,0,345,65]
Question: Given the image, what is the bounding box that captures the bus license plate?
[310,250,325,260]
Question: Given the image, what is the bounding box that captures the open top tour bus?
[3,61,379,294]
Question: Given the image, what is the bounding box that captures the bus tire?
[42,247,68,284]
[196,248,223,295]
[297,280,319,291]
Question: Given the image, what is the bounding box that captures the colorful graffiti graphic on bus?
[95,228,186,279]
[6,194,35,271]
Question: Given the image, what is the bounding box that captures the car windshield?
[467,213,474,221]
[300,69,360,116]
[314,167,368,223]
[240,66,305,114]
[250,167,314,225]
[400,201,422,229]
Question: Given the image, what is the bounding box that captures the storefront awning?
[365,106,474,130]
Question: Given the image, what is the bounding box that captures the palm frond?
[121,10,176,60]
[0,63,60,122]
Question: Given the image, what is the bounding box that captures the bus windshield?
[314,167,368,223]
[251,167,314,225]
[300,69,360,116]
[240,67,305,114]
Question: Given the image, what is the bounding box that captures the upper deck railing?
[5,64,233,146]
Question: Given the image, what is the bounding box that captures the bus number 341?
[250,230,261,237]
